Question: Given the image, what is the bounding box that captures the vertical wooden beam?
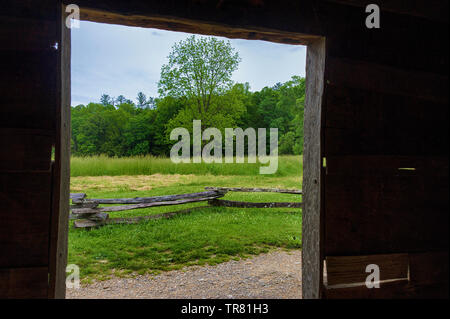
[302,37,326,299]
[48,2,71,299]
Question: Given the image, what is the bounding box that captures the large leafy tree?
[158,35,241,116]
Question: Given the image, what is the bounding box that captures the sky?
[71,21,307,106]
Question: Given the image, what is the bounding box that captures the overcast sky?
[71,21,307,106]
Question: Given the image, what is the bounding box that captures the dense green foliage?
[71,36,305,157]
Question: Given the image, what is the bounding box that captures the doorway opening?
[53,5,326,299]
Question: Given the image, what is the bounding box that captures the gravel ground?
[67,249,302,299]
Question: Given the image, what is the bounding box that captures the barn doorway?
[52,5,325,299]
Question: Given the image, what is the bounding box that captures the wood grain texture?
[0,128,53,171]
[409,251,449,286]
[326,0,449,22]
[48,4,71,299]
[71,195,224,215]
[325,253,409,286]
[70,193,86,200]
[205,187,302,194]
[208,199,302,208]
[325,171,449,255]
[324,85,449,156]
[324,251,449,299]
[0,0,57,20]
[302,38,326,299]
[72,190,225,204]
[0,267,49,299]
[0,50,57,130]
[325,156,449,176]
[327,57,448,104]
[0,17,57,51]
[0,172,53,268]
[73,206,209,229]
[71,0,323,44]
[324,279,449,299]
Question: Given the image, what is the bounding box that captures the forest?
[71,36,305,157]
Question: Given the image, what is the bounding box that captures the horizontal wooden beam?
[0,267,49,299]
[326,0,449,23]
[209,199,302,208]
[324,251,449,298]
[73,206,209,228]
[72,190,225,204]
[205,187,302,194]
[327,57,448,103]
[72,194,224,214]
[325,253,409,286]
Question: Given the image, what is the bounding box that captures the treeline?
[71,76,305,157]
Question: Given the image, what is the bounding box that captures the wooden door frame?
[50,3,326,298]
[48,3,71,299]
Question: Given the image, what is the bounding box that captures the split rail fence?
[70,187,302,229]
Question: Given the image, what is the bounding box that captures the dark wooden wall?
[0,0,448,298]
[321,3,449,298]
[0,0,59,298]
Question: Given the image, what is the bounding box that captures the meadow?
[69,155,303,282]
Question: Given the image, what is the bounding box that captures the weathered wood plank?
[70,202,99,210]
[0,172,52,268]
[409,251,449,286]
[325,156,449,177]
[208,199,302,208]
[73,206,209,228]
[75,0,323,44]
[0,0,57,20]
[70,212,109,222]
[205,187,302,194]
[73,219,103,229]
[324,86,449,156]
[326,0,449,23]
[48,4,71,299]
[302,37,326,299]
[0,267,49,299]
[72,190,225,204]
[327,57,448,103]
[325,172,449,255]
[325,253,409,286]
[0,16,57,51]
[0,51,57,130]
[70,211,106,220]
[0,128,53,171]
[70,193,86,200]
[72,195,224,214]
[324,279,449,299]
[322,1,448,74]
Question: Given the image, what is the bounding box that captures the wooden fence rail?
[70,187,302,229]
[205,187,302,194]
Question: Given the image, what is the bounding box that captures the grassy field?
[71,155,302,177]
[68,155,303,283]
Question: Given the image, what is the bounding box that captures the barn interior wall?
[0,0,447,298]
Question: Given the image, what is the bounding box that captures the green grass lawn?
[68,156,303,283]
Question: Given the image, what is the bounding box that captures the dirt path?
[67,249,302,299]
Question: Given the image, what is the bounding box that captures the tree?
[158,35,241,116]
[136,92,148,108]
[100,94,113,106]
[71,75,306,157]
[115,95,127,105]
